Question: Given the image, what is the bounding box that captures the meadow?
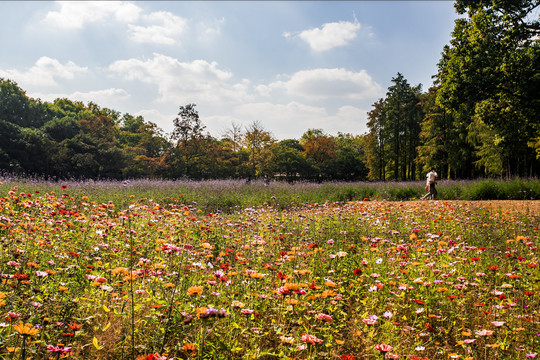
[0,177,538,359]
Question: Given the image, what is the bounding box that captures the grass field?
[0,179,538,359]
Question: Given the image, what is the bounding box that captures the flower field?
[0,182,538,359]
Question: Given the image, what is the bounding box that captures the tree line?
[1,0,539,181]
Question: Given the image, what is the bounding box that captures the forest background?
[1,0,539,181]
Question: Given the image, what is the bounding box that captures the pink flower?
[385,354,399,359]
[46,344,72,353]
[383,311,393,318]
[525,354,537,358]
[491,321,505,327]
[375,344,393,353]
[316,313,333,322]
[301,333,323,344]
[363,318,377,325]
[475,329,494,336]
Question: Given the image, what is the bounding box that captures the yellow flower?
[14,322,39,336]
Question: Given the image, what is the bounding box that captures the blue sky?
[0,1,460,140]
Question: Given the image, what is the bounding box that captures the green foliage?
[436,0,540,176]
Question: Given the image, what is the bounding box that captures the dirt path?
[448,200,540,217]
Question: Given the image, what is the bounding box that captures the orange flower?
[14,321,39,336]
[187,286,203,296]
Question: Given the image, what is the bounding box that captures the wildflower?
[491,321,505,327]
[375,344,393,353]
[475,329,494,336]
[47,344,72,354]
[363,318,377,325]
[316,313,333,322]
[301,333,323,344]
[385,354,399,359]
[341,355,355,360]
[183,343,197,352]
[14,321,39,336]
[280,336,294,344]
[187,286,203,296]
[525,353,537,358]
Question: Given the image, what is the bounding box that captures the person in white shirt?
[421,168,438,200]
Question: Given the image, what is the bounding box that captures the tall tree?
[385,73,423,180]
[437,0,540,176]
[365,99,388,180]
[169,104,207,178]
[241,121,275,178]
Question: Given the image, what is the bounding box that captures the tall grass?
[0,175,538,212]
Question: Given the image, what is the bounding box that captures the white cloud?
[230,101,369,139]
[292,19,361,52]
[134,108,176,133]
[128,11,187,45]
[0,56,87,87]
[108,53,252,104]
[28,88,130,107]
[263,68,381,100]
[69,88,130,104]
[43,1,141,29]
[196,17,225,41]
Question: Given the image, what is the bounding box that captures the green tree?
[269,139,311,182]
[384,73,423,180]
[333,133,368,181]
[436,0,540,176]
[365,99,388,180]
[169,104,207,178]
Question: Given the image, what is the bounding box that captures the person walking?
[421,168,438,200]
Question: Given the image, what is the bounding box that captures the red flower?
[525,291,534,296]
[353,268,363,276]
[61,185,67,189]
[277,272,287,279]
[341,355,355,360]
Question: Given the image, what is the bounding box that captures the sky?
[0,1,460,140]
